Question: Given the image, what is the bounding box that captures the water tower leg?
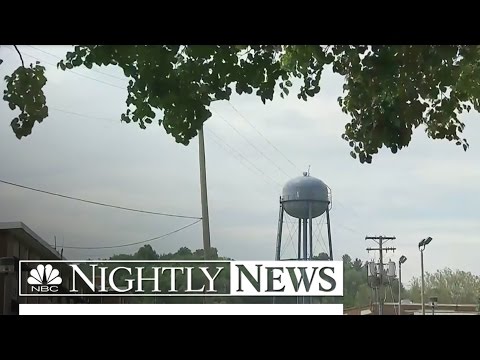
[275,199,284,261]
[297,219,302,260]
[303,218,308,260]
[302,217,308,304]
[297,218,302,305]
[308,202,313,260]
[326,207,333,260]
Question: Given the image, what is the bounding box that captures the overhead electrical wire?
[9,47,295,183]
[25,45,126,81]
[6,46,365,234]
[211,109,292,179]
[0,179,201,220]
[3,46,125,90]
[49,107,120,123]
[7,46,295,182]
[47,106,284,191]
[59,219,202,249]
[206,128,282,188]
[226,101,302,174]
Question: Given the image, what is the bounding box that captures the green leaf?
[72,58,82,67]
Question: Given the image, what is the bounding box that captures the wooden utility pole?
[198,125,212,305]
[366,236,396,315]
[198,125,211,259]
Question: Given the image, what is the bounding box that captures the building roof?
[0,221,65,260]
[345,302,479,315]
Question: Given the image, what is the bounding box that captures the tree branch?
[13,45,25,67]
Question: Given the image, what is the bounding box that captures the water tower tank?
[282,173,330,219]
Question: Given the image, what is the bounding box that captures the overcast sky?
[1,45,479,286]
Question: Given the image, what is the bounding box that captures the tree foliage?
[408,267,480,304]
[106,245,230,304]
[87,245,480,307]
[103,246,384,306]
[2,45,478,163]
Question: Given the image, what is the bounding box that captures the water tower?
[275,172,333,261]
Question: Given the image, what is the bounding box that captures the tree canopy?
[2,45,477,163]
[83,245,480,307]
[408,267,480,304]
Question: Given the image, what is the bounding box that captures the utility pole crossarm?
[365,236,396,240]
[367,247,396,252]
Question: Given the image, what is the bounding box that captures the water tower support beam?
[308,202,313,259]
[297,219,302,260]
[303,218,308,260]
[275,198,284,261]
[326,206,333,260]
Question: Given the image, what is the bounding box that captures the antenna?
[307,165,311,176]
[54,235,57,251]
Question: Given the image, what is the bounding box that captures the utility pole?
[198,125,211,259]
[366,236,396,315]
[199,125,212,305]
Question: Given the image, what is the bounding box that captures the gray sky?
[1,45,479,285]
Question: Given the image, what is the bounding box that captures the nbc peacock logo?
[27,264,62,293]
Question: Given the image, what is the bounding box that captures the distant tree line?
[92,245,480,307]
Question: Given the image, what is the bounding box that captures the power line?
[50,106,280,190]
[49,106,282,190]
[211,109,292,179]
[206,128,282,188]
[8,46,298,183]
[50,107,120,124]
[227,101,302,173]
[0,179,201,220]
[2,48,308,253]
[59,219,202,249]
[24,45,126,82]
[52,107,363,236]
[3,46,125,91]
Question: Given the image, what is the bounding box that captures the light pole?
[418,236,432,316]
[398,255,407,315]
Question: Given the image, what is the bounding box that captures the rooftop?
[0,221,64,260]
